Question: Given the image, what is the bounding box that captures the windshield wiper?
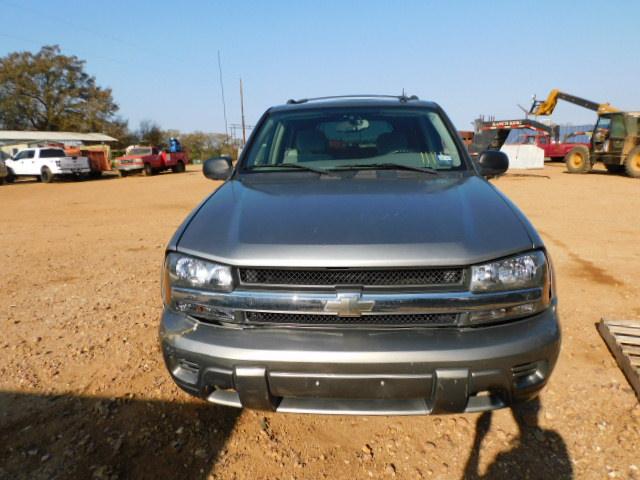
[247,164,335,175]
[332,163,439,175]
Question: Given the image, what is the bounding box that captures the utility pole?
[217,50,229,141]
[240,77,246,145]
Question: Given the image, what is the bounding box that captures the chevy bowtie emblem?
[324,292,375,317]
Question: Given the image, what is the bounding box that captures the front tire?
[565,146,592,174]
[6,168,15,183]
[624,146,640,178]
[41,167,54,183]
[143,163,154,176]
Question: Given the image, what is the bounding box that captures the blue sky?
[2,0,639,134]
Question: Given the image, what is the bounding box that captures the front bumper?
[117,164,144,172]
[160,305,560,415]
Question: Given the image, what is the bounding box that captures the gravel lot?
[1,163,639,479]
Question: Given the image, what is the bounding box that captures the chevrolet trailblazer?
[160,95,560,415]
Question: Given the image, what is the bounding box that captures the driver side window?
[596,117,611,132]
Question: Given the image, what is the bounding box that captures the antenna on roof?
[240,77,246,146]
[217,50,229,140]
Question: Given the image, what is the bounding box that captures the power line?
[0,0,217,74]
[1,1,238,134]
[0,0,176,63]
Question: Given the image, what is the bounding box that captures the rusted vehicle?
[115,146,188,177]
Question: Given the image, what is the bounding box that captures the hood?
[176,172,535,267]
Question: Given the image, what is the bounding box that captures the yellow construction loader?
[530,89,640,177]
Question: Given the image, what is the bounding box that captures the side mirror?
[477,150,509,178]
[203,156,233,181]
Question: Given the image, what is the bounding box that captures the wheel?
[172,161,185,173]
[40,166,54,183]
[604,163,625,174]
[6,168,15,183]
[624,146,640,178]
[143,163,154,176]
[564,146,592,174]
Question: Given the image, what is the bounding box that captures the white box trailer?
[500,144,544,170]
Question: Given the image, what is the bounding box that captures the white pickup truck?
[5,147,91,183]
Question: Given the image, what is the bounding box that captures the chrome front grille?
[245,311,459,327]
[238,267,464,288]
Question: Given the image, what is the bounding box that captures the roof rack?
[286,94,419,105]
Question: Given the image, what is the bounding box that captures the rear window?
[242,107,465,172]
[129,148,153,156]
[40,148,66,158]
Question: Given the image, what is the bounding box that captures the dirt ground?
[0,163,639,480]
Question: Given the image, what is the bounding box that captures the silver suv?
[160,95,560,415]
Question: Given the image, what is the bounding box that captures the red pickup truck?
[115,146,189,177]
[518,133,589,161]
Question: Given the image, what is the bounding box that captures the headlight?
[466,250,552,325]
[163,253,234,301]
[470,250,547,292]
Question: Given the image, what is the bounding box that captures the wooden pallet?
[598,319,640,402]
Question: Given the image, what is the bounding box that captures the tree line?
[0,45,235,160]
[118,120,235,161]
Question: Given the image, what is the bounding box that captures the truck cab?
[519,133,588,161]
[591,113,637,158]
[5,147,91,183]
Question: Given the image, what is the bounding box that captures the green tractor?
[530,89,640,178]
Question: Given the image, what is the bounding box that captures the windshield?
[241,107,466,172]
[129,148,152,156]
